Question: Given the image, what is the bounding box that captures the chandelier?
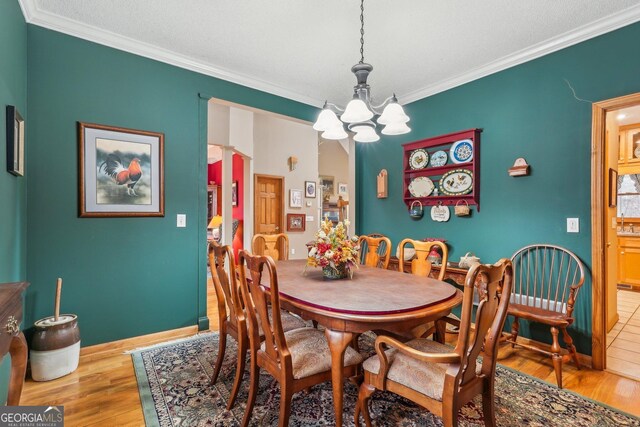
[313,0,410,143]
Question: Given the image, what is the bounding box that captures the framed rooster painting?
[78,122,164,217]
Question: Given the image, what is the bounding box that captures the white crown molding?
[18,0,324,108]
[20,1,640,109]
[399,3,640,105]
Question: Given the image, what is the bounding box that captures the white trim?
[18,0,322,108]
[399,3,640,105]
[20,1,640,107]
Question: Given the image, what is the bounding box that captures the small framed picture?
[232,181,238,207]
[305,181,316,198]
[320,175,334,195]
[338,182,348,195]
[6,106,25,177]
[289,189,303,208]
[609,168,618,208]
[287,213,306,232]
[78,122,164,217]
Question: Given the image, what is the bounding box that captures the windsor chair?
[503,244,585,388]
[355,259,513,427]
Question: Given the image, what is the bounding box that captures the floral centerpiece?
[307,218,359,279]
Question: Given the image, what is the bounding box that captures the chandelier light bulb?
[353,125,380,143]
[381,121,411,136]
[377,102,410,125]
[313,108,341,132]
[341,98,374,123]
[322,124,348,140]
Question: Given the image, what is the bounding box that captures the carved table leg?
[7,332,27,406]
[325,328,353,427]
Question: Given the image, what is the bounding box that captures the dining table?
[268,260,463,427]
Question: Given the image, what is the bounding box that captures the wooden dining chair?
[398,238,449,280]
[504,244,585,388]
[237,251,362,427]
[355,259,513,427]
[208,242,306,410]
[397,238,452,339]
[252,233,289,260]
[358,234,392,269]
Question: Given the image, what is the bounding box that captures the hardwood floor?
[21,281,640,426]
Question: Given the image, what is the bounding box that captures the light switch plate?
[306,215,314,222]
[567,218,579,233]
[177,214,186,228]
[291,248,296,255]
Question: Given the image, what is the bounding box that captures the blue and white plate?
[450,139,473,164]
[430,150,448,167]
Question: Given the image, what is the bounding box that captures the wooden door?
[254,174,284,237]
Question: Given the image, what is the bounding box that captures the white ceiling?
[614,105,640,126]
[21,0,640,107]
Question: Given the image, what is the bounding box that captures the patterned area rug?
[132,332,640,426]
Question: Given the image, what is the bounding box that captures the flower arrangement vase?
[323,263,348,280]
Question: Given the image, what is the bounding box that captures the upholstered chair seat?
[362,339,481,401]
[261,328,363,379]
[260,309,308,336]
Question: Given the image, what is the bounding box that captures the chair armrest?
[374,335,460,387]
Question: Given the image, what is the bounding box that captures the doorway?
[592,92,640,376]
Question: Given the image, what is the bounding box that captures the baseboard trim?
[504,334,592,368]
[80,325,199,357]
[607,312,620,332]
[198,316,210,331]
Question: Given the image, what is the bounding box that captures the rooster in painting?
[99,154,142,196]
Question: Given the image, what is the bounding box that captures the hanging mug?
[455,200,471,216]
[409,200,424,220]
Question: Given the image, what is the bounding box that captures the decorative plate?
[430,150,448,167]
[439,169,473,195]
[408,149,429,170]
[450,139,473,164]
[408,177,435,198]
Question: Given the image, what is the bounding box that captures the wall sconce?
[508,158,530,177]
[377,169,388,198]
[288,156,298,171]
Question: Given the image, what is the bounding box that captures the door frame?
[591,91,640,370]
[253,173,285,239]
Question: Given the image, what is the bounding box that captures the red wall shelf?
[402,128,482,212]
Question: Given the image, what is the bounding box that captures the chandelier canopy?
[313,0,410,143]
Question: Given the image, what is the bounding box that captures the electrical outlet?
[291,248,296,255]
[567,218,579,233]
[177,214,186,228]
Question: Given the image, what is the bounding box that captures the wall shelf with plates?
[402,128,482,211]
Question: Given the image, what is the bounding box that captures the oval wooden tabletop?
[270,260,459,316]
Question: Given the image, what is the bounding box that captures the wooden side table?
[0,282,28,405]
[387,256,469,286]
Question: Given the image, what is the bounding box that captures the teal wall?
[26,26,317,346]
[357,22,640,355]
[0,0,27,404]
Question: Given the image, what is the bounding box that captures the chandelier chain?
[359,0,365,63]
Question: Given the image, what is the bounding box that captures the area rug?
[132,332,640,426]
